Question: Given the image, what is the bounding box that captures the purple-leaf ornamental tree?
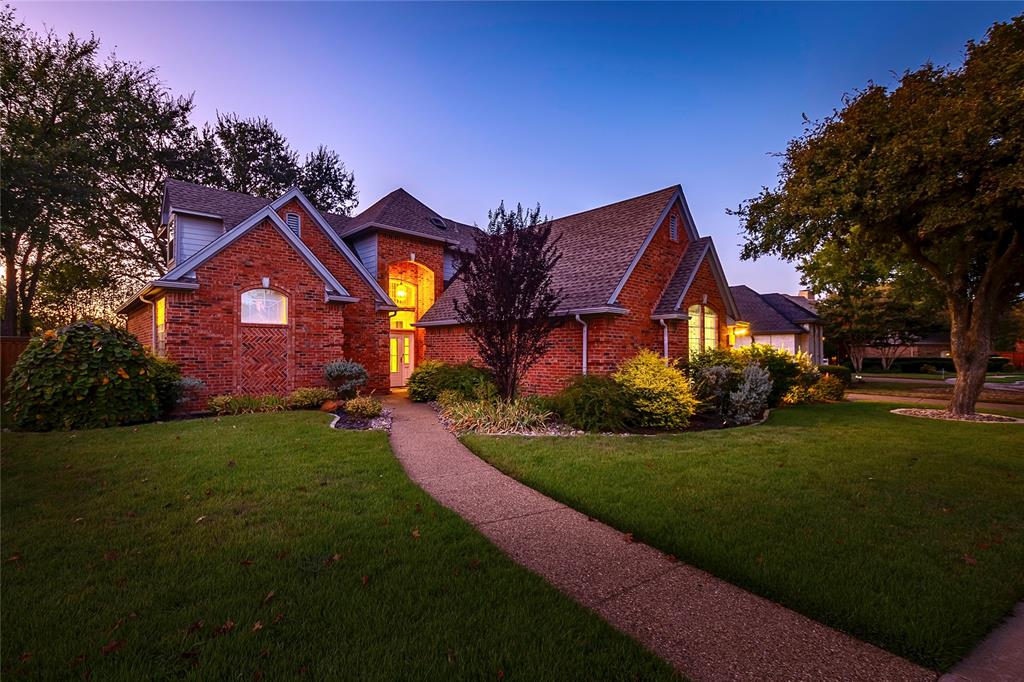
[454,202,562,401]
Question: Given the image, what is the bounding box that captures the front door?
[389,332,415,387]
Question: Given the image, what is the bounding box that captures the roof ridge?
[547,185,680,224]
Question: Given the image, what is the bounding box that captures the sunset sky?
[15,1,1021,291]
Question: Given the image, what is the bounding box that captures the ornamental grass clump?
[440,398,551,434]
[549,375,634,433]
[208,394,287,416]
[4,321,162,431]
[613,349,698,430]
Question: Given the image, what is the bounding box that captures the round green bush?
[345,395,383,418]
[5,321,161,431]
[407,361,492,402]
[818,364,852,386]
[613,349,698,430]
[550,375,635,432]
[323,359,368,398]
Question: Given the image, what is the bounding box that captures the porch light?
[395,285,409,302]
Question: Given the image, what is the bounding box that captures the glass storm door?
[389,332,415,387]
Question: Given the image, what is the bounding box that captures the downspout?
[660,319,669,363]
[139,291,156,352]
[574,314,588,375]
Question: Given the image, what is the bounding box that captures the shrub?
[4,322,161,431]
[1003,363,1018,373]
[919,363,939,375]
[323,360,368,397]
[175,377,206,407]
[549,375,635,433]
[681,347,741,376]
[734,344,817,406]
[818,364,852,386]
[439,398,551,434]
[435,389,467,410]
[287,387,337,409]
[407,361,493,402]
[149,356,183,416]
[345,395,383,418]
[728,364,772,425]
[208,394,287,416]
[692,364,739,414]
[782,384,813,406]
[809,374,846,402]
[613,349,698,430]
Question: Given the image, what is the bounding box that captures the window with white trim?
[687,304,718,357]
[241,289,287,325]
[285,212,301,236]
[669,215,679,241]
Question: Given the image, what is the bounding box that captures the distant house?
[861,332,951,359]
[118,180,744,402]
[729,285,824,363]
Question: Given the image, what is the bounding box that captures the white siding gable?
[350,233,378,279]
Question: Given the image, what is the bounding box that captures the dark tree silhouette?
[454,203,562,400]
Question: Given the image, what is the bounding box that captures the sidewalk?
[846,392,1024,414]
[386,396,935,682]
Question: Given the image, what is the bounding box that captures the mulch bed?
[331,407,393,431]
[890,408,1022,424]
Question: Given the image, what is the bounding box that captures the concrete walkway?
[846,392,1024,414]
[386,396,935,681]
[941,602,1024,682]
[859,376,1024,392]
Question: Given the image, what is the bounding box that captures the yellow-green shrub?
[208,394,287,415]
[345,395,383,418]
[613,349,698,430]
[287,387,337,409]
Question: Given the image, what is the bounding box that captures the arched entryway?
[387,261,435,387]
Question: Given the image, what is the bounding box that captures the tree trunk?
[947,299,994,417]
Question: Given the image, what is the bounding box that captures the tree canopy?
[0,6,359,334]
[733,15,1024,414]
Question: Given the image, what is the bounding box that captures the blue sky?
[15,1,1022,291]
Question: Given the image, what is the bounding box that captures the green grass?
[462,402,1024,671]
[1,411,675,680]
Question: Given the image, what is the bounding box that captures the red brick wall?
[423,199,732,394]
[149,219,360,409]
[126,305,152,349]
[376,232,444,302]
[276,198,391,391]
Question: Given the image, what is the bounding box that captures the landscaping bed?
[1,412,674,680]
[462,401,1024,671]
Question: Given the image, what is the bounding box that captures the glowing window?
[703,306,718,350]
[155,297,167,356]
[687,304,701,357]
[390,338,398,373]
[241,289,287,325]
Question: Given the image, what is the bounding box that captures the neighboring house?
[119,180,742,401]
[729,285,824,363]
[860,332,952,359]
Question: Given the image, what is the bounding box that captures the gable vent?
[669,215,679,242]
[429,216,447,230]
[286,212,301,236]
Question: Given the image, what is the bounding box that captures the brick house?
[119,180,743,401]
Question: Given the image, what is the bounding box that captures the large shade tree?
[454,203,562,400]
[1,6,359,334]
[733,16,1024,415]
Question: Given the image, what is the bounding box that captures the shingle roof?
[164,180,482,252]
[729,285,818,334]
[653,237,710,316]
[419,186,681,324]
[339,188,482,251]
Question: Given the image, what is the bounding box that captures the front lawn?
[1,412,674,680]
[463,402,1024,671]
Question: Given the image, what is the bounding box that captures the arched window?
[241,289,287,325]
[703,306,718,350]
[687,304,719,357]
[688,304,702,355]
